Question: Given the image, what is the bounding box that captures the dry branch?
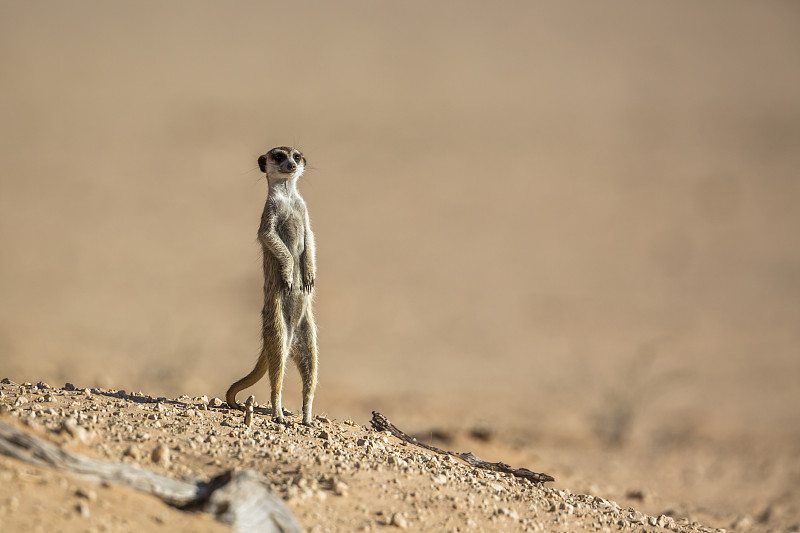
[370,411,555,483]
[0,420,301,533]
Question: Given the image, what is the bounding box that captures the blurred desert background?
[2,1,799,530]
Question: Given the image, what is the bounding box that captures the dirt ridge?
[0,378,726,533]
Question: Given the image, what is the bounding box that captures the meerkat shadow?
[253,404,292,420]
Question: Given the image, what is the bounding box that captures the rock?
[123,445,142,461]
[151,444,171,467]
[390,512,408,529]
[61,418,89,443]
[64,383,76,391]
[333,480,349,496]
[76,488,98,502]
[76,501,90,518]
[318,430,330,440]
[499,507,520,520]
[14,396,28,406]
[210,397,224,408]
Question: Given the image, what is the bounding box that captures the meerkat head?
[258,146,306,181]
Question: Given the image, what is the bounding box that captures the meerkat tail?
[226,355,269,410]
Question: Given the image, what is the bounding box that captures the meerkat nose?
[287,163,296,172]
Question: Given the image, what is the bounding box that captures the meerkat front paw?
[302,272,315,293]
[282,268,294,293]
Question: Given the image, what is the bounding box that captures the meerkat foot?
[272,406,289,424]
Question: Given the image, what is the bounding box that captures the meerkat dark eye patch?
[258,155,267,172]
[272,152,286,162]
[293,153,301,163]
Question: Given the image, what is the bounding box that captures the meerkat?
[226,146,318,426]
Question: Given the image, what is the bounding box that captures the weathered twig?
[0,420,301,533]
[370,411,554,483]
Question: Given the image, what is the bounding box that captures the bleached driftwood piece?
[0,420,301,533]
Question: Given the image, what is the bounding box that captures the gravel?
[0,378,725,533]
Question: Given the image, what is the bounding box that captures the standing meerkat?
[226,146,318,426]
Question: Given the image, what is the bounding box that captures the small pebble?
[391,512,408,529]
[333,481,349,496]
[76,488,98,502]
[123,445,142,461]
[76,501,90,518]
[61,418,89,443]
[151,444,171,467]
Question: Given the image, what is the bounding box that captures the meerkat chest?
[274,199,307,251]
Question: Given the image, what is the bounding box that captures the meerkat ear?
[258,155,267,173]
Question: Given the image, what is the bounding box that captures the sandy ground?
[0,380,746,533]
[1,1,799,531]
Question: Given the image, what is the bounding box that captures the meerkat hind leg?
[292,315,319,426]
[265,334,290,424]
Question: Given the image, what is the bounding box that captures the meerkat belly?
[276,216,308,325]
